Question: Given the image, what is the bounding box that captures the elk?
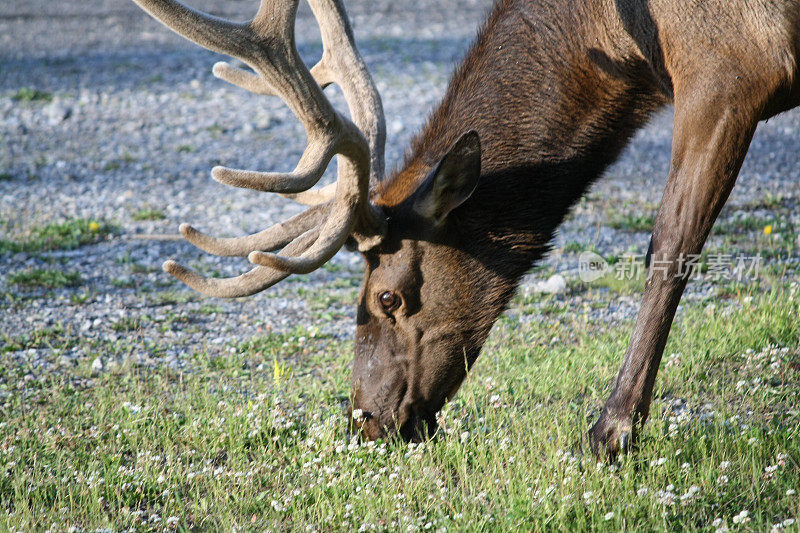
[131,0,800,458]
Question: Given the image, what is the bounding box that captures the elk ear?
[413,130,481,223]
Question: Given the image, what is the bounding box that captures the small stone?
[534,274,567,294]
[44,102,72,124]
[91,357,104,374]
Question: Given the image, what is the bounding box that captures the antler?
[132,0,387,297]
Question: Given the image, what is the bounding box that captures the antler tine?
[134,0,387,292]
[134,0,349,194]
[212,60,335,95]
[179,201,329,257]
[306,0,386,186]
[130,0,254,57]
[163,226,320,298]
[210,0,385,217]
[210,0,385,185]
[281,182,337,206]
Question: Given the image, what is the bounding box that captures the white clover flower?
[720,461,730,470]
[352,409,364,420]
[712,518,723,527]
[732,510,750,524]
[604,512,615,521]
[637,488,649,497]
[657,490,676,506]
[680,485,701,503]
[717,475,729,485]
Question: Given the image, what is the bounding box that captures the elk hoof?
[588,411,633,461]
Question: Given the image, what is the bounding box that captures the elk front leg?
[588,87,761,459]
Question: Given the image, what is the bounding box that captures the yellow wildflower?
[273,356,289,386]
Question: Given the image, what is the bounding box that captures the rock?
[534,274,567,294]
[44,102,72,125]
[91,357,104,374]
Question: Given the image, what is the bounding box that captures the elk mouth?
[347,403,438,442]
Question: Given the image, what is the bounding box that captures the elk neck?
[381,0,669,295]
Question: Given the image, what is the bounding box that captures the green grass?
[606,211,655,232]
[146,290,198,306]
[131,208,166,221]
[0,218,116,254]
[111,317,142,332]
[714,214,773,235]
[1,324,76,354]
[7,268,82,289]
[0,282,798,531]
[12,87,53,103]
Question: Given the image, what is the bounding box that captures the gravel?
[2,0,799,373]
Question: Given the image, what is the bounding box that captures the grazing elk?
[131,0,800,457]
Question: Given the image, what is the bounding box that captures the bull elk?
[130,0,800,458]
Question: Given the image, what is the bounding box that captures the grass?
[111,317,142,332]
[131,208,166,221]
[12,87,53,103]
[146,290,199,306]
[103,154,138,172]
[0,324,76,354]
[0,280,798,531]
[7,268,82,289]
[0,218,116,254]
[606,210,655,232]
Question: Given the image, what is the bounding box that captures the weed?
[7,268,82,289]
[131,208,166,221]
[0,218,116,254]
[12,87,53,102]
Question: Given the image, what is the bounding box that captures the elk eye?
[379,290,400,312]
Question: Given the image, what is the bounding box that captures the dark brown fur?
[350,0,799,455]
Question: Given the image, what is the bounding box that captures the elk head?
[132,0,508,441]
